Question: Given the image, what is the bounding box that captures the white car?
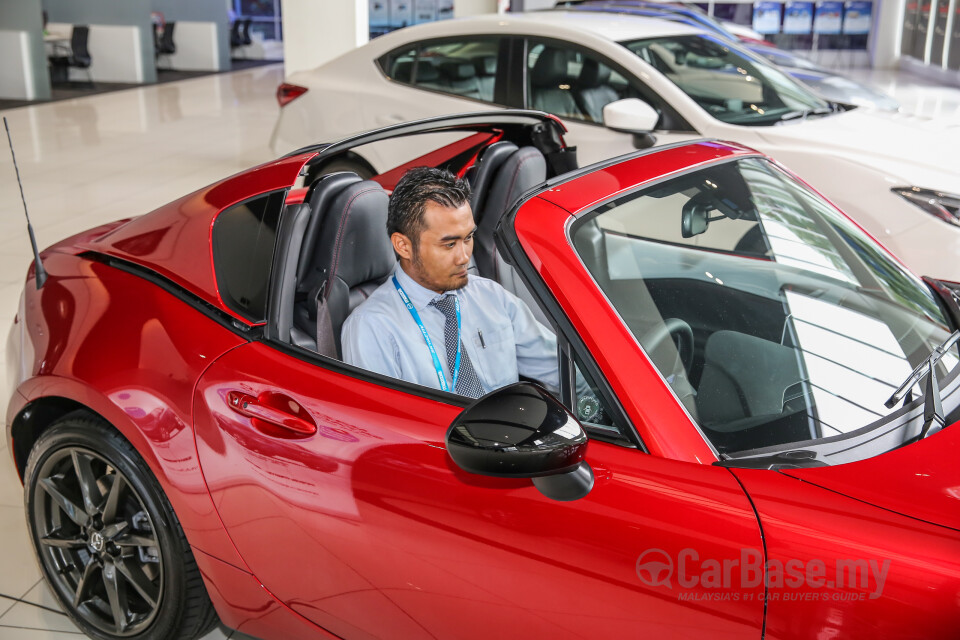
[271,11,960,280]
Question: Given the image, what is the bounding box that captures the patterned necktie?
[430,294,485,398]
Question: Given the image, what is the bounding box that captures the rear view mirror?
[682,193,712,238]
[603,98,658,149]
[445,382,594,501]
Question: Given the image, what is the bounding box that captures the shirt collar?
[394,263,453,310]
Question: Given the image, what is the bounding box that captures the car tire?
[23,412,219,640]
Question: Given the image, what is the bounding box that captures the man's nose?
[457,241,471,265]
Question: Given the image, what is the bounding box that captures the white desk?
[46,22,144,83]
[164,21,222,71]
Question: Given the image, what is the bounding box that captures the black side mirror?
[445,382,594,501]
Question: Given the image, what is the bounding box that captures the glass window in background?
[235,0,282,40]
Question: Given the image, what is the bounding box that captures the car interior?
[385,42,500,103]
[571,157,960,453]
[274,123,568,368]
[384,40,642,126]
[267,121,954,452]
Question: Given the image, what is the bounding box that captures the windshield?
[621,35,831,125]
[571,157,959,455]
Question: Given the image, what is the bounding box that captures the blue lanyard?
[393,275,462,392]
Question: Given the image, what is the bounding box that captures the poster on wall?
[388,0,413,28]
[842,0,872,34]
[370,0,390,27]
[438,0,454,19]
[783,1,814,33]
[414,0,438,23]
[813,1,843,34]
[752,2,783,34]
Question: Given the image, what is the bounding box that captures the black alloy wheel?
[24,413,218,640]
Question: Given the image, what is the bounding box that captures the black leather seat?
[472,55,496,101]
[471,145,545,282]
[576,59,620,123]
[294,177,395,357]
[529,47,582,119]
[414,60,443,91]
[437,60,480,98]
[467,141,518,224]
[467,143,549,325]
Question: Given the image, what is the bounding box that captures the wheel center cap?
[89,531,104,553]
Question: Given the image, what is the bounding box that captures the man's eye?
[446,242,457,248]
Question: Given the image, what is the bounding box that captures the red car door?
[194,352,765,640]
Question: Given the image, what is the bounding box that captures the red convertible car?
[5,112,960,640]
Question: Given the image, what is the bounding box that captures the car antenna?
[3,116,47,289]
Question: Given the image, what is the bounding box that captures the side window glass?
[526,39,656,126]
[523,39,695,131]
[212,190,285,323]
[382,39,500,102]
[526,40,583,120]
[381,46,418,84]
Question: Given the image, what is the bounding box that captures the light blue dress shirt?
[342,264,560,395]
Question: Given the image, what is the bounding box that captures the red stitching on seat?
[492,150,539,281]
[326,186,383,295]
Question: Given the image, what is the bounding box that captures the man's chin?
[448,273,469,290]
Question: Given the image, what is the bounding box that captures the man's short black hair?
[388,167,471,250]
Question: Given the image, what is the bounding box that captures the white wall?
[0,31,36,100]
[454,0,498,17]
[281,0,368,77]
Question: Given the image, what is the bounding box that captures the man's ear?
[391,232,414,261]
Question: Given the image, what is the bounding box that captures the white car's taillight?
[276,83,308,108]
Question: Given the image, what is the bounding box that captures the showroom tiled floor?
[0,60,959,638]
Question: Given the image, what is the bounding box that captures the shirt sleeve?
[342,311,402,381]
[501,289,562,393]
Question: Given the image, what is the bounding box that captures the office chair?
[156,21,176,69]
[49,25,93,85]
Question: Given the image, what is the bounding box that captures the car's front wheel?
[23,413,218,640]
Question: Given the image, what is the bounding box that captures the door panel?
[195,342,765,639]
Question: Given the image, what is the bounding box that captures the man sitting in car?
[342,167,560,398]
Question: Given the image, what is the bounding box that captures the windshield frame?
[619,33,833,126]
[566,154,960,465]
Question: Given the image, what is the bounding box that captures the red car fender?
[8,249,250,569]
[732,467,960,639]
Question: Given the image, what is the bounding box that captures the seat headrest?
[473,55,496,76]
[439,60,476,80]
[468,141,519,213]
[415,61,440,82]
[319,181,394,293]
[531,48,572,87]
[472,146,546,279]
[391,59,414,82]
[297,171,364,288]
[579,58,611,89]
